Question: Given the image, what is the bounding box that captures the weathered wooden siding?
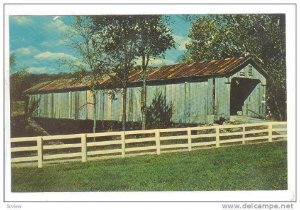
[127,87,141,122]
[31,82,211,124]
[173,83,186,123]
[79,92,85,119]
[30,63,266,124]
[54,93,59,118]
[95,90,116,121]
[60,92,69,119]
[145,82,209,124]
[245,83,259,116]
[206,78,214,123]
[242,82,265,117]
[187,82,209,124]
[86,90,94,120]
[229,64,266,85]
[95,91,103,120]
[215,77,231,120]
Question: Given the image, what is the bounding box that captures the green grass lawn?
[11,141,287,192]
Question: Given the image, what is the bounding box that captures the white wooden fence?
[10,121,287,168]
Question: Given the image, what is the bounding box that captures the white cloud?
[12,46,39,56]
[47,18,69,33]
[34,51,76,60]
[173,35,190,51]
[135,57,175,67]
[10,16,31,25]
[25,66,61,74]
[25,67,48,74]
[41,39,68,48]
[148,58,175,66]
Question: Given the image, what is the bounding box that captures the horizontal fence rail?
[10,121,287,168]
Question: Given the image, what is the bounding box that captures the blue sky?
[9,15,192,74]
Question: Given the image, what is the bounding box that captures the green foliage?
[132,16,175,129]
[135,15,175,62]
[10,70,32,101]
[65,16,110,90]
[91,16,143,130]
[90,15,175,83]
[185,14,286,120]
[145,92,173,129]
[11,141,287,191]
[9,53,30,102]
[90,16,175,130]
[10,53,16,70]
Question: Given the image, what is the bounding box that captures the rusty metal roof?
[24,75,112,94]
[25,56,264,94]
[128,56,264,83]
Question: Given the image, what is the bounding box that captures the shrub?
[145,92,173,129]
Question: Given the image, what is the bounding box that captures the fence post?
[242,124,246,144]
[81,134,87,162]
[155,130,161,155]
[216,126,220,148]
[37,136,43,168]
[121,132,125,158]
[268,122,273,142]
[187,128,192,151]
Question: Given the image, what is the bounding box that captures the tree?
[91,16,140,131]
[92,15,175,130]
[135,15,175,130]
[64,16,110,135]
[9,53,32,102]
[10,53,16,70]
[10,69,33,117]
[185,14,286,120]
[10,70,32,101]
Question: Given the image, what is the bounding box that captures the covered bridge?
[24,56,267,124]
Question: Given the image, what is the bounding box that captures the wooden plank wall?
[146,82,209,123]
[53,93,58,118]
[31,81,211,124]
[215,77,231,120]
[86,90,94,120]
[60,92,69,119]
[30,64,266,123]
[187,82,209,124]
[77,91,86,120]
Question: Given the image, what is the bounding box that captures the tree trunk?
[122,87,127,131]
[141,54,149,130]
[141,67,147,130]
[270,92,284,120]
[92,91,97,141]
[268,81,285,121]
[24,95,29,117]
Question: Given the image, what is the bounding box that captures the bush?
[145,92,173,129]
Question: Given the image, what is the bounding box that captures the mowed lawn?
[11,141,287,192]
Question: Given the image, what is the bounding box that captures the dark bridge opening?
[230,78,260,115]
